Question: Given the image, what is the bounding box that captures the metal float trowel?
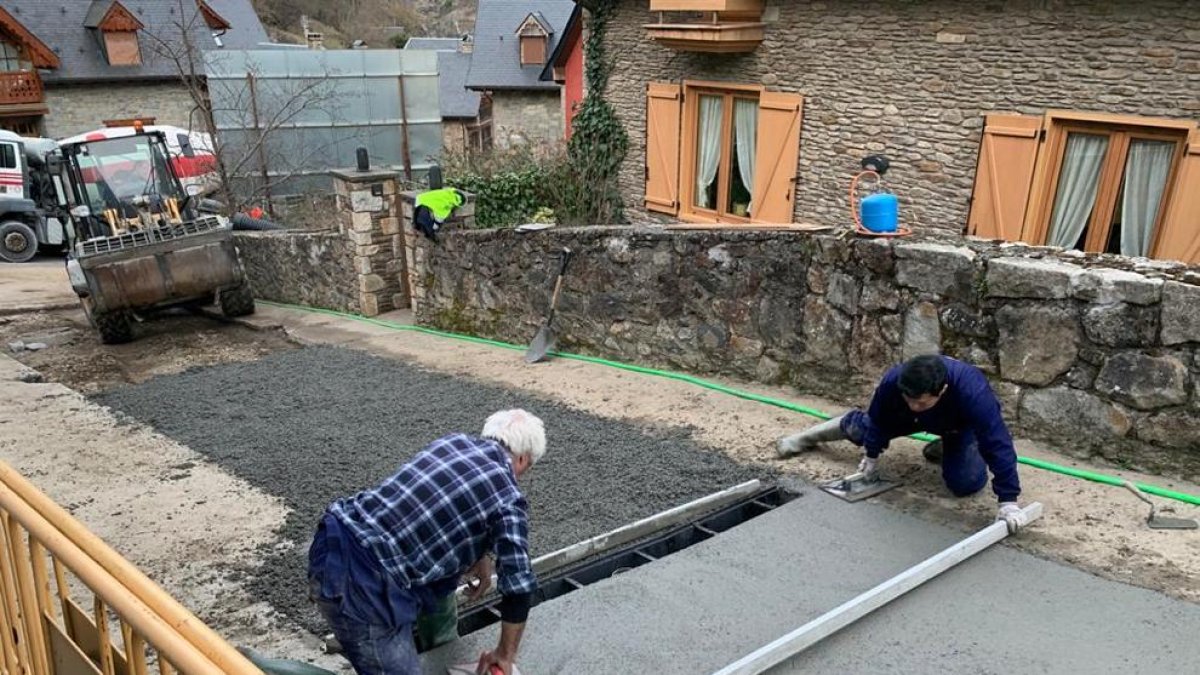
[820,470,900,503]
[1123,480,1198,530]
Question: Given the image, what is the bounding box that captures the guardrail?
[0,461,261,675]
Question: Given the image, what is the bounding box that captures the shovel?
[525,247,573,363]
[1122,480,1198,530]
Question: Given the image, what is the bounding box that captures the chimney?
[459,34,474,54]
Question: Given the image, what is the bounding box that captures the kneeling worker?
[777,354,1029,533]
[308,409,545,675]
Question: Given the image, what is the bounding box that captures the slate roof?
[403,37,481,120]
[5,0,269,83]
[466,0,574,91]
[437,51,483,119]
[83,1,118,29]
[404,37,461,51]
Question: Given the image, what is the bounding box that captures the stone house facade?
[466,1,573,149]
[602,0,1200,263]
[1,0,268,139]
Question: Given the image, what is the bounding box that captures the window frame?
[0,143,17,169]
[1026,114,1189,255]
[679,80,763,225]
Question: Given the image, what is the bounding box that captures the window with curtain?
[689,88,760,219]
[1045,125,1183,257]
[694,94,723,210]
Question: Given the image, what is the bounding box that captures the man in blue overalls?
[777,354,1029,533]
[308,409,545,675]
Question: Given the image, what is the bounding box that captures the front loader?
[56,126,254,343]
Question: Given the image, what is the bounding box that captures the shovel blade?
[1148,516,1199,530]
[524,325,555,363]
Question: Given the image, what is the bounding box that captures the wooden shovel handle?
[547,247,573,316]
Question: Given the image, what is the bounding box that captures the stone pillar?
[331,168,405,316]
[398,190,476,315]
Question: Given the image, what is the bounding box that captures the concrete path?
[424,488,1200,674]
[0,258,76,313]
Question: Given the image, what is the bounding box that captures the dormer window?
[516,13,551,67]
[84,1,144,67]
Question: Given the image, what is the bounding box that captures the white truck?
[0,130,68,263]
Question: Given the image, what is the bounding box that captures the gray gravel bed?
[92,346,770,633]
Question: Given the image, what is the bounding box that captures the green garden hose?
[258,301,1200,507]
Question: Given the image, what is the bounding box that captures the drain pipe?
[255,301,1200,507]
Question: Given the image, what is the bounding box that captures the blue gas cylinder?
[860,193,899,233]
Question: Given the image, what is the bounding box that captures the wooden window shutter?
[103,31,142,66]
[751,91,804,224]
[967,114,1043,241]
[645,82,683,215]
[1151,129,1200,264]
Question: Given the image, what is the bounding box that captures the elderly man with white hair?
[307,409,546,675]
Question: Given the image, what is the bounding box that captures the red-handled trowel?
[525,247,573,363]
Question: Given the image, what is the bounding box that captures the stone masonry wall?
[332,169,408,316]
[412,227,1200,479]
[491,90,564,148]
[234,231,359,313]
[605,0,1200,230]
[43,82,198,138]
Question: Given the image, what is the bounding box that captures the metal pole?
[397,74,413,181]
[246,72,273,214]
[712,502,1045,675]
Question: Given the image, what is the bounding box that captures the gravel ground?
[92,346,770,632]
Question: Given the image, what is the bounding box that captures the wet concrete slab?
[424,487,1200,674]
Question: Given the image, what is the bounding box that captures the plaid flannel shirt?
[328,433,536,598]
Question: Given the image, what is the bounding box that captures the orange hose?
[849,170,913,237]
[849,170,880,231]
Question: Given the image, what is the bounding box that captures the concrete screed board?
[424,487,1200,674]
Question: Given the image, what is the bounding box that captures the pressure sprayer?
[849,155,912,237]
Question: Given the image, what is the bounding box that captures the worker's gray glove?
[857,455,879,479]
[997,502,1028,534]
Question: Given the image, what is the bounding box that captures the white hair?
[482,409,546,465]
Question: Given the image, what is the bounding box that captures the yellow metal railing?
[0,461,262,675]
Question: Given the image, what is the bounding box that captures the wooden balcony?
[649,0,763,14]
[0,70,45,107]
[645,0,765,53]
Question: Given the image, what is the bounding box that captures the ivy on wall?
[556,0,629,225]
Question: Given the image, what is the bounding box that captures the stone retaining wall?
[234,231,359,313]
[413,227,1200,478]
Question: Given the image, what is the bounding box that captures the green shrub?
[443,145,561,228]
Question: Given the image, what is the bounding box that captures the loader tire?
[219,282,256,318]
[94,310,134,345]
[0,221,37,263]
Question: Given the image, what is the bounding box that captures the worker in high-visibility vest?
[413,188,466,241]
[777,354,1028,533]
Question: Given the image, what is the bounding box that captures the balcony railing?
[0,70,44,106]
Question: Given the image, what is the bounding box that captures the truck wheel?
[94,310,134,345]
[0,221,38,263]
[219,282,256,317]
